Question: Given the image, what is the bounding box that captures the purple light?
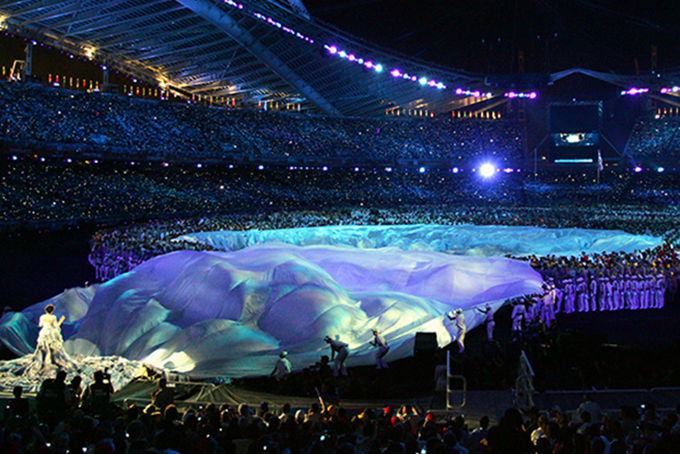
[456,88,464,95]
[451,167,459,173]
[529,92,537,99]
[622,87,649,96]
[391,69,402,78]
[322,166,328,171]
[326,45,338,54]
[364,61,374,69]
[348,54,356,62]
[634,166,642,173]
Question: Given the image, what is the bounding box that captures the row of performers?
[509,274,666,334]
[552,273,666,313]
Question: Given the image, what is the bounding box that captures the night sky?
[304,0,680,75]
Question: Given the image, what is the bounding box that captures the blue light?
[657,167,665,173]
[418,77,428,86]
[451,167,459,173]
[418,167,426,173]
[258,165,265,170]
[374,64,383,72]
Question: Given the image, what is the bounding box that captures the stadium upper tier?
[0,0,486,117]
[625,117,680,160]
[0,82,524,164]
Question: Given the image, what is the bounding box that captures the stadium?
[1,0,680,453]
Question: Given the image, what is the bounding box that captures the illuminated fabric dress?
[28,313,78,375]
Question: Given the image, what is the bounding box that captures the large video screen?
[551,132,600,147]
[549,103,601,133]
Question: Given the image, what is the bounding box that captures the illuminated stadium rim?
[217,0,515,98]
[6,154,524,174]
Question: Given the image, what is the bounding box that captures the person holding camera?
[81,369,114,418]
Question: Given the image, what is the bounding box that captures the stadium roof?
[0,0,498,117]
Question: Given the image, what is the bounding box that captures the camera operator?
[81,368,114,419]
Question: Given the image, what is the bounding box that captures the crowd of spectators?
[3,369,680,454]
[0,81,523,164]
[625,117,680,158]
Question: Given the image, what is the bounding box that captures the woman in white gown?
[27,304,78,375]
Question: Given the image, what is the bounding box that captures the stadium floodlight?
[479,163,496,178]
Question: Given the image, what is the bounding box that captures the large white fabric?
[0,242,542,378]
[1,224,658,379]
[175,224,662,257]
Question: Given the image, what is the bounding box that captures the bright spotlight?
[479,163,496,178]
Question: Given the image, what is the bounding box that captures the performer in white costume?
[511,301,526,335]
[271,351,292,381]
[33,304,78,373]
[370,329,390,369]
[476,304,496,341]
[5,304,80,380]
[447,309,466,353]
[325,336,349,376]
[540,282,556,328]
